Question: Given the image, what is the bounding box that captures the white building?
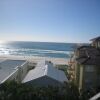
[0,60,28,84]
[0,59,68,87]
[22,61,68,87]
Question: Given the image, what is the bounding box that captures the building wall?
[68,61,100,90]
[95,65,100,86]
[77,65,100,91]
[78,65,84,91]
[69,38,100,91]
[74,62,80,86]
[73,64,96,91]
[84,65,97,89]
[98,41,100,48]
[91,41,100,48]
[1,61,28,83]
[1,69,19,83]
[18,61,28,82]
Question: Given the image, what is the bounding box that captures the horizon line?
[0,40,89,44]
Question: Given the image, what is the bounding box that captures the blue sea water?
[0,41,79,58]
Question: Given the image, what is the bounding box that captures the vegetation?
[0,81,80,100]
[55,64,98,100]
[0,64,99,100]
[55,64,68,76]
[79,87,100,100]
[0,81,99,100]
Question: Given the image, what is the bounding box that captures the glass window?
[85,66,94,72]
[98,41,100,48]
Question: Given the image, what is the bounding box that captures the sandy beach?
[0,55,69,65]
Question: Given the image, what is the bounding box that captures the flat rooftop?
[0,60,26,83]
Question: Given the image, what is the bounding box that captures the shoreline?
[0,55,69,65]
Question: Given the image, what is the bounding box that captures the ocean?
[0,41,80,58]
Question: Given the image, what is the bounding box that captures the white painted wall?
[19,61,28,81]
[1,69,19,83]
[1,61,28,83]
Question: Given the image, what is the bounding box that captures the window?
[85,66,94,72]
[98,41,100,48]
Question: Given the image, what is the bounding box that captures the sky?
[0,0,100,43]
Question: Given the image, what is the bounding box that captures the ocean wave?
[0,48,73,58]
